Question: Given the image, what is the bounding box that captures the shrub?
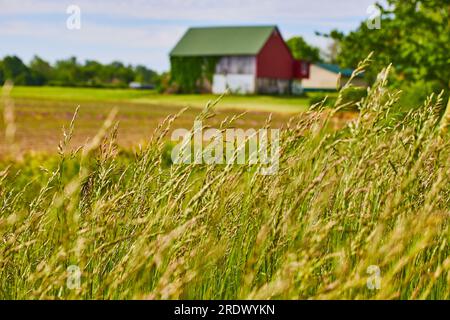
[341,87,367,104]
[308,93,337,107]
[397,80,447,111]
[308,87,367,111]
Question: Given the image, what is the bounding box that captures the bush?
[397,80,447,111]
[308,93,337,107]
[337,86,367,111]
[340,86,367,103]
[309,87,367,111]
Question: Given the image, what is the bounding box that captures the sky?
[0,0,378,72]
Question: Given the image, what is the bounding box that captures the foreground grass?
[0,71,449,299]
[11,86,310,113]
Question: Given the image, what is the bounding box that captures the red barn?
[170,26,309,94]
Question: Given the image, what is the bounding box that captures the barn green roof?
[170,26,277,57]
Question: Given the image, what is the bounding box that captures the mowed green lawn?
[1,86,311,154]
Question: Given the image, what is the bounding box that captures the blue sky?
[0,0,378,72]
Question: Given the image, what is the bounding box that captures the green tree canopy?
[2,55,30,85]
[0,61,4,85]
[326,0,450,89]
[0,55,160,88]
[30,55,54,85]
[134,65,158,84]
[286,36,322,63]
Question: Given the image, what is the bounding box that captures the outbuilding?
[301,63,367,91]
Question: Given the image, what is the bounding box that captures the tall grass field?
[0,66,449,299]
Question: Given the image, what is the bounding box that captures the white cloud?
[0,0,381,71]
[0,19,185,49]
[0,0,379,22]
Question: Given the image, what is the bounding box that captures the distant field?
[1,86,326,154]
[10,86,312,113]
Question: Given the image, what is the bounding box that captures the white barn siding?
[212,56,256,94]
[215,56,256,74]
[256,78,290,95]
[213,74,255,94]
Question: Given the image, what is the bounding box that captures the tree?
[29,55,53,85]
[2,55,30,84]
[0,60,4,85]
[286,36,322,63]
[326,0,450,89]
[134,65,158,84]
[0,54,159,88]
[54,57,82,86]
[97,61,134,86]
[82,60,103,86]
[117,63,135,85]
[315,30,342,64]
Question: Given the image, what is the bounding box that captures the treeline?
[0,55,160,88]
